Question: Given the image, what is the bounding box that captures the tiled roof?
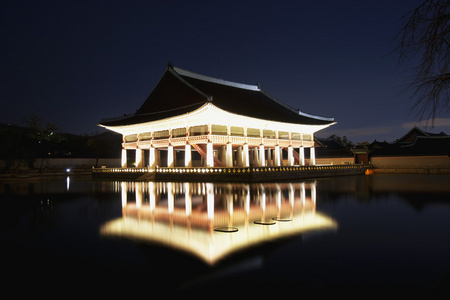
[100,64,334,127]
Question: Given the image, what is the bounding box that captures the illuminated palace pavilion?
[98,63,336,174]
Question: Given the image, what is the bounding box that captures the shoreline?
[1,167,449,182]
[0,169,93,181]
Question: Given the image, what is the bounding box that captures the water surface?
[1,174,449,298]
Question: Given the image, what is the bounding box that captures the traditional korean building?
[98,63,336,170]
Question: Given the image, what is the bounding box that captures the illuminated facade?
[99,64,336,169]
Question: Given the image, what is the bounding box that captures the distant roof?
[99,63,335,127]
[368,126,450,156]
[396,126,448,143]
[314,137,353,157]
[370,135,450,156]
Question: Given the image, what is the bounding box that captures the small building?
[347,126,450,173]
[98,63,336,170]
[369,126,450,156]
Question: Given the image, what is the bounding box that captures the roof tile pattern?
[100,65,334,127]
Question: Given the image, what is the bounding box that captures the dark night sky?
[2,0,449,143]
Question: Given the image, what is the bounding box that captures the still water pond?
[1,174,449,298]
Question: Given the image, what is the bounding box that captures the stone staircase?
[191,144,223,167]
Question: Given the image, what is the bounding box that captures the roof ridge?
[172,64,334,122]
[172,66,260,91]
[167,66,211,100]
[259,88,334,122]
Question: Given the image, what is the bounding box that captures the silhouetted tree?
[396,0,449,124]
[0,124,36,170]
[22,114,65,171]
[329,134,354,148]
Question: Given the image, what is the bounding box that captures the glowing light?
[101,179,330,264]
[100,103,335,139]
[101,181,335,265]
[66,176,70,191]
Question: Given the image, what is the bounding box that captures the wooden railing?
[122,134,313,149]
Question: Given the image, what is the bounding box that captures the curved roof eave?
[99,102,336,136]
[172,66,335,126]
[98,64,336,129]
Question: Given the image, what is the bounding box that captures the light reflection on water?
[1,174,449,298]
[101,181,336,265]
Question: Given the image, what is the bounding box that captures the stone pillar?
[310,147,315,166]
[135,149,144,168]
[287,146,294,166]
[253,147,259,166]
[219,145,226,165]
[155,148,161,167]
[236,145,243,167]
[206,142,214,167]
[226,143,233,167]
[167,145,174,167]
[185,144,192,167]
[274,145,281,166]
[259,144,265,167]
[149,147,156,168]
[299,146,305,166]
[267,148,272,166]
[243,144,249,167]
[121,149,127,168]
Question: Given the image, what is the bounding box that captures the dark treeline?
[0,122,121,170]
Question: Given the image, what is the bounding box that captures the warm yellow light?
[100,103,335,138]
[101,211,336,265]
[101,181,336,265]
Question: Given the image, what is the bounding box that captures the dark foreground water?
[1,174,449,298]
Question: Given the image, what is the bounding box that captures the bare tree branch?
[396,0,449,124]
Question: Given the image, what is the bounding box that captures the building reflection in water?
[101,181,336,265]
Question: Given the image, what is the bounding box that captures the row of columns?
[122,143,315,168]
[121,181,317,219]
